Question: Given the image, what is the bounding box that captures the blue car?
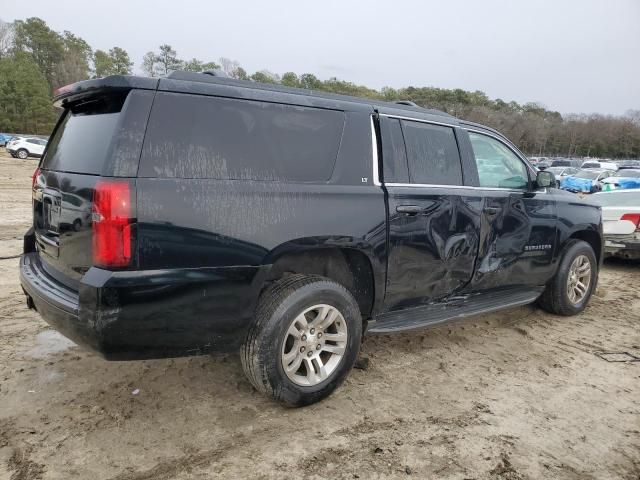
[0,133,14,147]
[560,169,615,193]
[601,168,640,191]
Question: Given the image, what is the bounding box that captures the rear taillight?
[92,180,134,268]
[32,167,40,189]
[621,213,640,231]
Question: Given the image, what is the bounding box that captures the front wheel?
[16,149,28,160]
[241,274,362,407]
[538,240,597,315]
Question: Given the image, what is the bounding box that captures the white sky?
[4,0,639,115]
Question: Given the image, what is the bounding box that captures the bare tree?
[218,57,240,75]
[0,19,13,59]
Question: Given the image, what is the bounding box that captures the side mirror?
[536,170,555,188]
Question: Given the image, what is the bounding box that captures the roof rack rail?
[395,100,420,107]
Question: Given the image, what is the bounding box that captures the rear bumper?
[20,252,269,360]
[604,234,640,259]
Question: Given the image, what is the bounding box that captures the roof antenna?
[202,69,230,78]
[395,100,420,107]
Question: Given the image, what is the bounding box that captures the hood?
[561,176,595,192]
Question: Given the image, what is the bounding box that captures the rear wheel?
[16,149,28,160]
[241,274,362,407]
[538,240,597,315]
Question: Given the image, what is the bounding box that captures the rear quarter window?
[139,93,345,182]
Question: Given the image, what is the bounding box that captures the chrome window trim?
[375,116,544,194]
[385,182,525,193]
[379,113,457,129]
[370,115,381,186]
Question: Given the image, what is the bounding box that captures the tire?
[16,149,28,160]
[538,239,597,316]
[241,274,362,407]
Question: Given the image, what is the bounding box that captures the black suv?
[20,72,602,406]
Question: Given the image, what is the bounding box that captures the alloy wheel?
[281,304,348,386]
[567,254,591,304]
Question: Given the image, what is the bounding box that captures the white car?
[6,137,48,159]
[546,166,579,187]
[581,160,619,171]
[593,190,640,259]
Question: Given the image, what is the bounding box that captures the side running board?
[367,287,544,334]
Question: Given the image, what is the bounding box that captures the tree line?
[0,16,638,158]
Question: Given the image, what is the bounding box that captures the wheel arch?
[566,228,602,265]
[262,243,382,320]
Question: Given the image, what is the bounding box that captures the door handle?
[483,207,500,216]
[396,205,424,214]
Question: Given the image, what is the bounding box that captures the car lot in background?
[593,190,640,259]
[546,166,579,187]
[560,168,615,193]
[6,137,48,159]
[601,168,640,191]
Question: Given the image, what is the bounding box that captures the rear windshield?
[593,191,640,207]
[41,94,126,175]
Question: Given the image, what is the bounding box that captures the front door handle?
[396,205,424,214]
[484,206,500,216]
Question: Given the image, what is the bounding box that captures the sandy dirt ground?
[0,153,639,480]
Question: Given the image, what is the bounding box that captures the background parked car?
[546,166,579,187]
[581,160,618,171]
[0,133,15,146]
[550,158,582,168]
[6,137,47,159]
[560,168,615,193]
[601,169,640,191]
[593,190,640,259]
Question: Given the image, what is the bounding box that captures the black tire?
[16,149,28,160]
[538,239,597,316]
[241,274,362,407]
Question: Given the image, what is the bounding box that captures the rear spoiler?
[54,75,159,108]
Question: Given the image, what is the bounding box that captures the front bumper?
[20,252,268,360]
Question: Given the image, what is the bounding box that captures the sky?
[3,0,639,115]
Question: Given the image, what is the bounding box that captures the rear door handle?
[484,207,500,216]
[396,205,424,214]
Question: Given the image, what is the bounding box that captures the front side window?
[469,132,529,189]
[400,120,462,185]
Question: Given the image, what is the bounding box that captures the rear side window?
[400,120,463,185]
[139,93,345,181]
[42,94,126,175]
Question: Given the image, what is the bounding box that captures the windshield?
[546,167,565,174]
[581,163,600,169]
[575,170,599,179]
[593,191,640,207]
